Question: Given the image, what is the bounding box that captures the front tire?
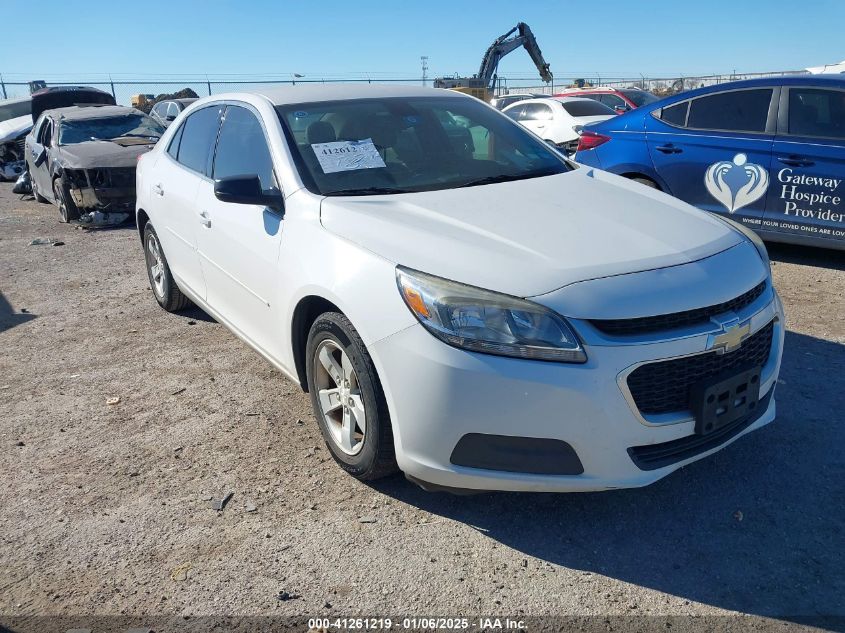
[629,176,660,190]
[306,312,397,480]
[53,177,79,222]
[143,223,191,312]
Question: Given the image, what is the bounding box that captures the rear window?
[686,89,773,133]
[659,101,689,127]
[559,100,616,117]
[620,90,659,107]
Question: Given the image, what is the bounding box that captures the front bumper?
[370,290,784,492]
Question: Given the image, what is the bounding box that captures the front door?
[150,104,224,300]
[28,116,54,198]
[646,87,778,231]
[194,104,284,356]
[765,85,845,246]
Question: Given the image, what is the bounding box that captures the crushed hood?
[58,140,155,169]
[0,115,33,145]
[320,168,744,297]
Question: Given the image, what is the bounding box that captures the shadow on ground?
[0,292,36,334]
[768,242,845,271]
[374,330,845,623]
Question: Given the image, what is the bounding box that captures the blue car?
[575,76,845,251]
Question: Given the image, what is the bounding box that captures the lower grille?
[627,320,775,415]
[628,389,772,471]
[89,167,136,188]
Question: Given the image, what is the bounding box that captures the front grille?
[89,167,136,188]
[592,281,767,336]
[15,137,25,154]
[628,389,772,471]
[627,320,775,415]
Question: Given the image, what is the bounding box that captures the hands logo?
[705,153,769,213]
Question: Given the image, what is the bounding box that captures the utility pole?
[420,56,429,86]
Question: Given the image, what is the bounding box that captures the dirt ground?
[0,181,843,632]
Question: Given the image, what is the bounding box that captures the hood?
[320,168,744,297]
[0,115,33,144]
[58,140,154,169]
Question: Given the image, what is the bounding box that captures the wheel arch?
[620,172,663,190]
[136,208,150,242]
[291,294,344,392]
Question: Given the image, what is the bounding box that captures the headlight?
[396,267,587,363]
[716,216,770,271]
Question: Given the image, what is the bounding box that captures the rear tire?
[144,223,191,312]
[53,177,79,222]
[306,312,398,481]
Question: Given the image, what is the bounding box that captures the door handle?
[777,156,814,167]
[153,183,164,197]
[655,144,682,154]
[198,211,211,228]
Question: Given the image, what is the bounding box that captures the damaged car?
[26,104,164,224]
[0,95,32,181]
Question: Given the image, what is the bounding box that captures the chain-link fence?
[0,69,810,104]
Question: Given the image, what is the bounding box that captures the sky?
[2,0,844,82]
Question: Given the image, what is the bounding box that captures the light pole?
[421,56,429,86]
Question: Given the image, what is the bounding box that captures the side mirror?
[214,175,284,212]
[616,105,631,113]
[34,148,47,167]
[165,114,176,122]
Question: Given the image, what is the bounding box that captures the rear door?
[150,104,224,300]
[194,103,284,355]
[645,87,778,228]
[766,85,845,246]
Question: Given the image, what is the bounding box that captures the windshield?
[277,96,571,196]
[0,100,31,124]
[559,100,616,117]
[58,114,164,145]
[621,90,660,107]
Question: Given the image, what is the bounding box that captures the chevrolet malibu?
[136,85,785,492]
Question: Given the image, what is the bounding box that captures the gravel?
[0,182,843,629]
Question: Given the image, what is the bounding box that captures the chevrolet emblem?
[709,319,752,354]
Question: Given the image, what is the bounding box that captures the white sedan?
[503,96,616,154]
[136,84,784,492]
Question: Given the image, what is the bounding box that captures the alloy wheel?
[146,233,166,299]
[313,339,366,455]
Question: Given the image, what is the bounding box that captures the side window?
[167,102,181,119]
[152,103,166,118]
[175,105,223,175]
[659,101,690,127]
[40,119,53,147]
[212,105,277,193]
[523,103,553,121]
[600,94,626,109]
[504,105,525,121]
[686,88,773,133]
[167,122,184,159]
[788,88,845,139]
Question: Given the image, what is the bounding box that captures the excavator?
[434,22,553,102]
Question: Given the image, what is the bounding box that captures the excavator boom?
[477,22,553,91]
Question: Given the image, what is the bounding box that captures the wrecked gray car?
[0,96,32,181]
[26,104,164,224]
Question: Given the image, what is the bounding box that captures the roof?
[674,74,845,101]
[160,98,198,106]
[47,105,144,121]
[250,83,458,105]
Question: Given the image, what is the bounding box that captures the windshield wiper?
[115,133,161,140]
[455,172,555,189]
[326,186,416,196]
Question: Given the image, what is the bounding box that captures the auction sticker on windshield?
[312,138,386,173]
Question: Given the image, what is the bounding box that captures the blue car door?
[644,87,779,229]
[765,84,845,246]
